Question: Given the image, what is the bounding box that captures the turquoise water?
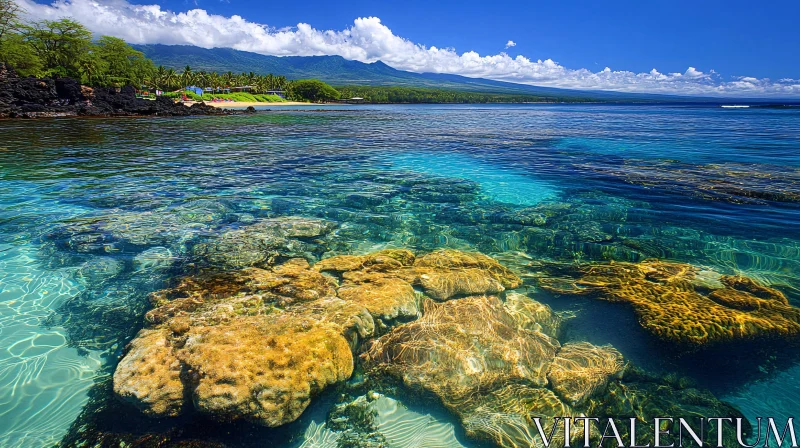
[1,104,799,446]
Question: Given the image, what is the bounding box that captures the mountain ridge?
[134,44,775,102]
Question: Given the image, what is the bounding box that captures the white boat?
[721,105,750,108]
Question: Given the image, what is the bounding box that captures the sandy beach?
[195,101,327,108]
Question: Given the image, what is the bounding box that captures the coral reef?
[190,217,336,268]
[546,342,625,406]
[114,248,526,429]
[585,368,752,448]
[504,291,562,338]
[113,256,371,427]
[365,295,561,399]
[579,158,800,204]
[317,248,522,303]
[110,247,756,448]
[364,293,611,448]
[459,385,582,448]
[113,329,185,417]
[536,259,800,348]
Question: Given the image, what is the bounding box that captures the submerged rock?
[365,295,561,398]
[317,248,522,302]
[580,159,800,204]
[363,292,616,448]
[537,259,800,348]
[337,276,421,328]
[110,247,749,448]
[190,216,336,268]
[114,329,185,417]
[181,314,353,426]
[585,368,752,448]
[459,385,583,448]
[546,342,625,406]
[114,257,373,427]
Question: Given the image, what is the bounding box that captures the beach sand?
[196,101,326,108]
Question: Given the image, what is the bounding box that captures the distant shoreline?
[195,101,330,108]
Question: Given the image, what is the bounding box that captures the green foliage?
[287,79,340,102]
[0,32,41,76]
[162,91,286,102]
[93,36,154,87]
[22,19,93,79]
[335,85,579,104]
[0,0,23,45]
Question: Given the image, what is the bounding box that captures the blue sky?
[23,0,800,96]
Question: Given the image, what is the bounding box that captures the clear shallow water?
[0,104,799,446]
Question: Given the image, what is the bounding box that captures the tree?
[77,51,106,86]
[0,0,22,46]
[180,65,193,87]
[94,36,153,87]
[288,79,339,102]
[163,67,177,90]
[22,19,93,78]
[0,32,41,75]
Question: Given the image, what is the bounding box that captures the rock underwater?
[536,259,800,349]
[113,248,525,428]
[363,293,626,448]
[113,248,750,448]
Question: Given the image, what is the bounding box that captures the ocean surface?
[1,103,799,446]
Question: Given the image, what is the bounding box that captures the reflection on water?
[0,244,103,447]
[0,104,799,447]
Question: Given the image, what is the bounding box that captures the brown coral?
[337,276,420,325]
[113,329,185,417]
[115,257,374,427]
[537,259,800,348]
[458,385,585,448]
[317,248,522,301]
[182,315,353,426]
[364,293,604,448]
[546,342,625,406]
[365,295,560,401]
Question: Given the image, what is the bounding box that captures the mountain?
[133,44,698,101]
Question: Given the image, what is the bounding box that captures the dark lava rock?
[0,62,231,119]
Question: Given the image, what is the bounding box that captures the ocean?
[0,103,799,447]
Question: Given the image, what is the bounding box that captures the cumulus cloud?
[16,0,800,97]
[505,40,516,49]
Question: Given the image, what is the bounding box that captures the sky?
[21,0,800,97]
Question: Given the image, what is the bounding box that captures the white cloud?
[16,0,800,97]
[505,40,516,49]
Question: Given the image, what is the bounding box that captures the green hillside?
[134,44,697,102]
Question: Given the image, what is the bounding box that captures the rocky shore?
[0,63,241,119]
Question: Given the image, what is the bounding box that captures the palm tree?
[209,72,221,92]
[163,68,177,90]
[155,65,166,86]
[180,65,193,87]
[276,75,287,92]
[222,71,234,88]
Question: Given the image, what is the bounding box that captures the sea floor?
[0,104,799,446]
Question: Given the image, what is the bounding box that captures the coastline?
[197,101,337,108]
